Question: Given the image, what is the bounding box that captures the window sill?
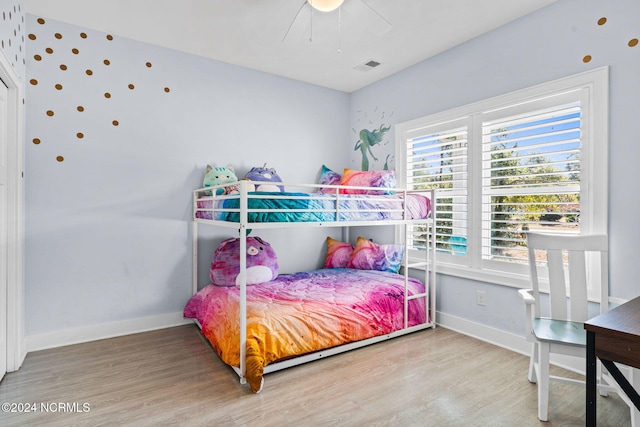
[408,256,530,289]
[437,263,531,288]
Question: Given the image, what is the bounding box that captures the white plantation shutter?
[481,97,582,266]
[405,120,468,259]
[395,68,608,287]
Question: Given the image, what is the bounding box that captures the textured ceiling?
[23,0,558,92]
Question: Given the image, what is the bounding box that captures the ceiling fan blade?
[282,0,311,43]
[346,0,392,36]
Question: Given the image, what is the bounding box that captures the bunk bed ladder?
[401,189,436,329]
[238,180,249,386]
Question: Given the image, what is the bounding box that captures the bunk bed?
[184,179,436,393]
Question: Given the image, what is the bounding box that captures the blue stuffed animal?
[203,164,239,195]
[244,164,284,192]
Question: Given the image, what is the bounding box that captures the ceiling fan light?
[307,0,344,12]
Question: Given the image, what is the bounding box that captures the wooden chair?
[519,232,639,423]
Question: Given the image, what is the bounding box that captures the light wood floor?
[0,325,631,427]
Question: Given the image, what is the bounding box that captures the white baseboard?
[24,310,586,376]
[437,311,532,356]
[26,312,192,352]
[437,311,584,375]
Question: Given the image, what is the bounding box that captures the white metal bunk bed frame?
[192,179,436,387]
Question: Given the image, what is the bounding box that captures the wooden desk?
[584,296,640,426]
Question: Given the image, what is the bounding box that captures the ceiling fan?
[282,0,392,46]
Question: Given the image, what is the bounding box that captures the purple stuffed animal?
[244,164,284,192]
[210,237,278,286]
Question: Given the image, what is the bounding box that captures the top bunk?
[193,180,434,230]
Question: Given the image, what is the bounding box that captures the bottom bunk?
[183,268,433,393]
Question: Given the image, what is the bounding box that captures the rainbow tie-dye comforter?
[183,268,427,393]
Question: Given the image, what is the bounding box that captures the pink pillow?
[347,237,404,273]
[339,169,395,194]
[324,237,353,268]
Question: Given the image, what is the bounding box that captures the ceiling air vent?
[354,60,381,72]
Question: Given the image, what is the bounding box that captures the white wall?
[350,0,640,337]
[23,15,350,344]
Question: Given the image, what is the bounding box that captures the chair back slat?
[547,248,568,320]
[568,249,588,321]
[526,232,608,323]
[527,241,542,319]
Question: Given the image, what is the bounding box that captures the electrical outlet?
[476,290,486,306]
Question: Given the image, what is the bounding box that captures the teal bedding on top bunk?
[195,191,431,223]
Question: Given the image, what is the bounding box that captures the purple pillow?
[318,165,342,193]
[347,237,404,273]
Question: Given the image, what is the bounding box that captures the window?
[396,67,608,288]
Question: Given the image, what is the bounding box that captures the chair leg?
[528,342,538,383]
[537,342,550,422]
[598,361,609,397]
[630,368,640,427]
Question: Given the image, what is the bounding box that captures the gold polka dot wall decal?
[104,92,111,99]
[37,17,45,24]
[103,59,110,65]
[597,17,607,25]
[28,33,36,40]
[34,54,41,61]
[72,48,79,54]
[76,132,84,139]
[46,110,54,117]
[54,33,62,39]
[146,62,152,67]
[583,55,592,63]
[56,156,64,162]
[106,34,113,40]
[630,38,639,47]
[85,69,93,76]
[45,47,53,54]
[33,138,41,145]
[80,32,87,39]
[112,120,119,126]
[29,79,37,85]
[60,64,67,70]
[128,83,135,90]
[77,106,84,112]
[164,87,170,93]
[55,83,63,90]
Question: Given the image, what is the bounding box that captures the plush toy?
[244,164,284,192]
[210,236,278,286]
[203,164,239,195]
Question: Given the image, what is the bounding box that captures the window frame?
[395,67,608,289]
